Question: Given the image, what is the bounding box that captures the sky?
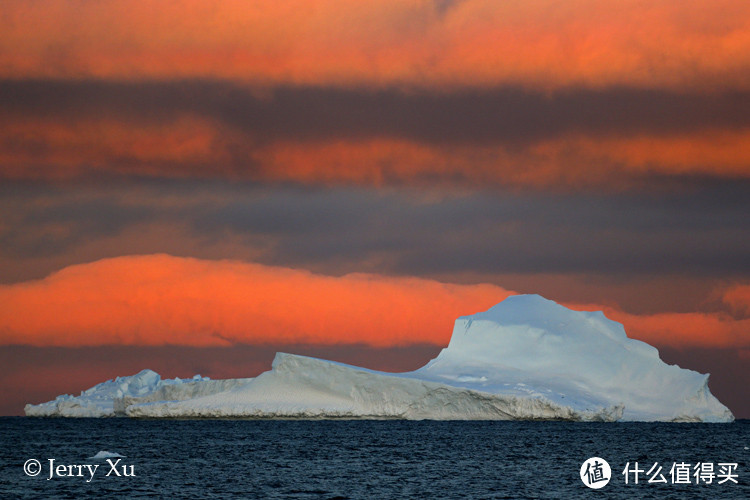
[1,0,749,417]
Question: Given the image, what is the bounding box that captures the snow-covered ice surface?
[125,295,733,422]
[126,352,624,421]
[23,370,237,417]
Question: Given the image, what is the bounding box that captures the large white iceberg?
[126,295,732,422]
[27,295,734,421]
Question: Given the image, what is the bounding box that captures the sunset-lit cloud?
[585,308,750,350]
[3,182,748,291]
[2,1,749,90]
[0,255,512,347]
[0,116,233,180]
[1,255,748,350]
[3,79,748,187]
[723,284,750,316]
[3,115,749,187]
[250,132,750,188]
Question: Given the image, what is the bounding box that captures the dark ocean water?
[0,417,748,499]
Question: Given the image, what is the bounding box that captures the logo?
[580,457,611,489]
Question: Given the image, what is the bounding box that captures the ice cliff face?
[26,295,734,421]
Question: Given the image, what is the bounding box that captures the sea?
[1,417,748,499]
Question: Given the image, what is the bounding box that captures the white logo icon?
[580,457,611,489]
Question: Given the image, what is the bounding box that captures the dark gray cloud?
[3,80,750,146]
[2,181,748,283]
[0,183,154,258]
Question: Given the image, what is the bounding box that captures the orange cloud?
[560,131,750,178]
[723,284,750,316]
[1,255,749,351]
[2,115,749,187]
[0,116,235,180]
[569,284,750,349]
[254,133,750,187]
[0,255,511,347]
[1,1,749,90]
[602,309,750,350]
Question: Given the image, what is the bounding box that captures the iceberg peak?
[417,294,732,421]
[459,294,610,336]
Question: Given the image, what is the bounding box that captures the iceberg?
[24,369,250,417]
[27,295,734,421]
[88,451,126,460]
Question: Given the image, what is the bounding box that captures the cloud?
[245,132,750,188]
[6,82,750,141]
[3,118,750,188]
[599,308,750,350]
[2,1,749,90]
[570,287,750,349]
[2,182,749,285]
[0,255,512,347]
[1,255,748,350]
[723,284,750,316]
[3,81,749,187]
[0,115,237,180]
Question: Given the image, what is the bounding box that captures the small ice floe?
[88,451,126,460]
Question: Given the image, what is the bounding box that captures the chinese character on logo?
[580,457,611,489]
[670,462,692,484]
[693,462,715,484]
[622,461,644,484]
[647,462,667,483]
[717,463,739,484]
